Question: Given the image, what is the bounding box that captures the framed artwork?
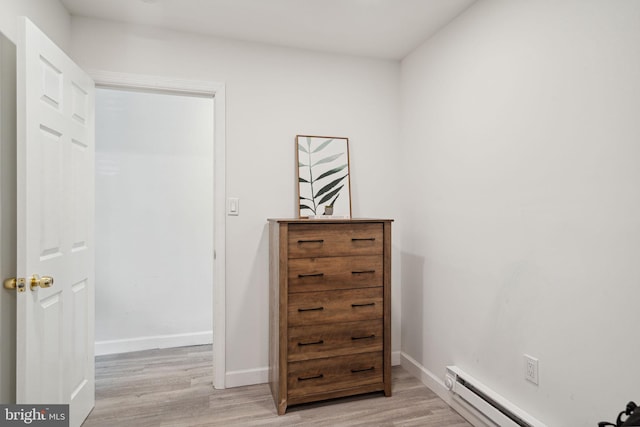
[296,135,352,218]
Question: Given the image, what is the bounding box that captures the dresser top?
[268,218,393,224]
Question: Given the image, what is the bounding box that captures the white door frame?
[89,70,226,389]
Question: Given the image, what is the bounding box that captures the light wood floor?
[83,345,471,427]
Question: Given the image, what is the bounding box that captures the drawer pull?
[352,334,376,341]
[298,306,324,312]
[298,340,324,346]
[298,374,324,381]
[298,239,324,244]
[352,237,376,242]
[298,273,324,278]
[352,270,375,275]
[351,367,375,373]
[351,302,375,308]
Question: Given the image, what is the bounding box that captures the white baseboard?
[225,367,269,388]
[95,331,213,356]
[392,350,401,366]
[400,352,490,427]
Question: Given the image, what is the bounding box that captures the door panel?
[17,17,95,427]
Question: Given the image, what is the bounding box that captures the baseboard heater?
[445,366,546,427]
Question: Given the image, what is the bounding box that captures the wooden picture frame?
[296,135,352,218]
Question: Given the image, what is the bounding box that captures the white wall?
[400,1,640,426]
[0,31,17,405]
[0,0,70,51]
[94,88,214,355]
[69,17,402,384]
[0,0,71,404]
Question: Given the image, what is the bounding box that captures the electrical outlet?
[524,354,539,385]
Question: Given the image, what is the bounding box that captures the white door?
[16,17,95,427]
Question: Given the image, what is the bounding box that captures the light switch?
[228,197,239,216]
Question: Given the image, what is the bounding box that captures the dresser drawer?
[288,255,382,293]
[288,320,383,362]
[288,223,383,259]
[288,287,382,326]
[287,352,383,399]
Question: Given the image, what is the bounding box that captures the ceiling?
[59,0,476,60]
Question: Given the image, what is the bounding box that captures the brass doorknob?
[4,275,54,292]
[30,275,54,290]
[3,278,26,292]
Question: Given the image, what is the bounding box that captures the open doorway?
[91,72,226,390]
[94,87,214,355]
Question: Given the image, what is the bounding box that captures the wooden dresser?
[268,218,392,415]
